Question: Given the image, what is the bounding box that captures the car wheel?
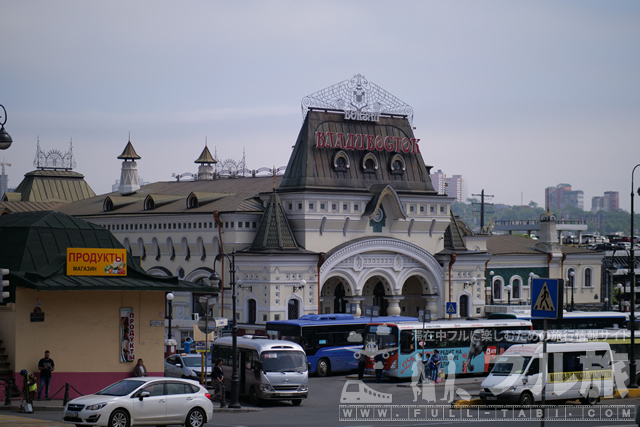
[580,388,599,405]
[109,409,130,427]
[317,358,330,377]
[186,408,206,427]
[291,399,302,406]
[249,386,260,406]
[519,392,534,406]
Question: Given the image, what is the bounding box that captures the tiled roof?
[487,235,601,255]
[279,110,438,195]
[0,201,66,214]
[0,211,215,292]
[11,170,96,203]
[57,176,283,217]
[443,212,467,251]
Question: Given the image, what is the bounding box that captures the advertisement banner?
[66,248,127,276]
[120,308,135,362]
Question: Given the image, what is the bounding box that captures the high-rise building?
[446,175,466,203]
[431,169,447,195]
[592,191,619,212]
[545,184,583,210]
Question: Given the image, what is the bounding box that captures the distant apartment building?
[430,170,465,203]
[591,191,619,213]
[545,183,584,210]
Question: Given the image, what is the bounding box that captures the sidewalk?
[0,395,261,412]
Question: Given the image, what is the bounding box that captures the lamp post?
[568,270,575,312]
[166,292,174,340]
[209,250,241,408]
[504,284,512,306]
[0,105,13,150]
[604,297,609,311]
[628,163,640,388]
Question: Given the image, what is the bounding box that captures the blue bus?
[266,314,417,376]
[489,311,626,330]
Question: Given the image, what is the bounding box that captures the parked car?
[62,376,213,427]
[165,354,212,384]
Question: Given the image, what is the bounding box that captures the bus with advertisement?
[265,314,417,376]
[362,318,533,379]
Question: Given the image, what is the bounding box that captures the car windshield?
[96,380,143,396]
[261,351,307,373]
[183,357,203,368]
[491,356,531,376]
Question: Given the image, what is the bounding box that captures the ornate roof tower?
[117,137,141,195]
[194,139,217,181]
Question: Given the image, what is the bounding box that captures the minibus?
[480,342,614,405]
[210,336,309,406]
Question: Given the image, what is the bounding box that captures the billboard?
[66,248,127,276]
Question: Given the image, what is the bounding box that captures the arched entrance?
[400,275,431,316]
[288,299,300,320]
[459,294,470,318]
[247,299,257,324]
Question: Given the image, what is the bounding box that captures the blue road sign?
[531,278,564,319]
[446,302,456,315]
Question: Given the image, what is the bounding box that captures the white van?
[480,342,614,405]
[211,336,309,406]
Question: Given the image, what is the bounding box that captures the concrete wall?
[4,288,166,398]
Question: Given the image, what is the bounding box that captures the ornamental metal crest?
[301,74,414,124]
[33,139,76,170]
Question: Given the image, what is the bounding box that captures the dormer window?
[362,152,378,174]
[390,154,406,175]
[333,151,350,172]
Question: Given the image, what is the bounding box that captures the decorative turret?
[117,138,141,195]
[194,141,217,181]
[535,210,561,253]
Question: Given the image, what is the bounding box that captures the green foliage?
[451,201,640,236]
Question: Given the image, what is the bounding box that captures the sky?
[1,1,639,211]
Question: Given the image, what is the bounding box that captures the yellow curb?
[454,399,483,407]
[457,389,640,407]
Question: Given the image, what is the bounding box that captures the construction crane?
[0,158,10,176]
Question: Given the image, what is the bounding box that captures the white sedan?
[62,377,213,427]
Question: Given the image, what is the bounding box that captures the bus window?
[400,330,415,355]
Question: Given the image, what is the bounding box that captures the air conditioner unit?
[192,313,199,321]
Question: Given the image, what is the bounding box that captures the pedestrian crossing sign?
[446,302,456,315]
[531,278,564,320]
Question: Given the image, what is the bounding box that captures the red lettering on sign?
[412,138,421,154]
[316,132,326,148]
[344,133,355,150]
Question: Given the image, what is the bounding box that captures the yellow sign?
[66,248,127,276]
[548,369,612,383]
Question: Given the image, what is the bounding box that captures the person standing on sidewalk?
[20,369,37,410]
[213,359,226,408]
[37,350,54,400]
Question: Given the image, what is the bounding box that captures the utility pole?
[472,189,494,230]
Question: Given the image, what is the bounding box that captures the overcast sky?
[2,1,639,211]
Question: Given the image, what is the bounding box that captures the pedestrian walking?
[213,359,226,408]
[37,350,54,400]
[429,350,442,383]
[357,353,367,380]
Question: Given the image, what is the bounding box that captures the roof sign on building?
[66,248,127,276]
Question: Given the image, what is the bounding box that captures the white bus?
[210,336,309,406]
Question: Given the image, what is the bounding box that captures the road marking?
[0,414,66,426]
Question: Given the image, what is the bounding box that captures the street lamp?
[504,284,512,306]
[166,292,174,340]
[604,297,609,311]
[209,250,241,409]
[0,105,12,150]
[629,163,640,388]
[463,277,477,290]
[568,270,575,312]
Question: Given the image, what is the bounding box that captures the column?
[384,296,404,316]
[345,297,365,317]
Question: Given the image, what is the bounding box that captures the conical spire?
[194,144,216,164]
[117,138,141,160]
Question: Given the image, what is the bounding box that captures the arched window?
[493,278,503,300]
[512,277,521,299]
[334,283,346,313]
[248,299,257,324]
[288,299,300,320]
[584,268,592,288]
[459,294,470,317]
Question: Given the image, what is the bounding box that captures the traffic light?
[0,268,8,304]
